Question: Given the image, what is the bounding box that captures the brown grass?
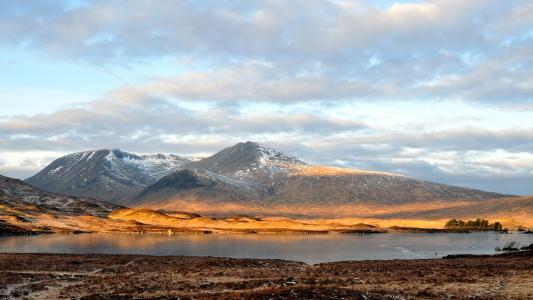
[133,196,533,229]
[1,252,531,299]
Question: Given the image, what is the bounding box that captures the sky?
[0,0,532,195]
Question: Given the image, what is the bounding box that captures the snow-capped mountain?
[26,149,192,203]
[131,142,510,215]
[130,142,300,206]
[188,141,305,182]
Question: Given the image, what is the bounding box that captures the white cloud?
[0,1,531,105]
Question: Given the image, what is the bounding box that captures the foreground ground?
[0,251,531,299]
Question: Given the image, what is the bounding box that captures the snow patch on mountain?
[102,149,190,182]
[48,166,63,175]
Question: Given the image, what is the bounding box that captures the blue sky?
[1,0,533,194]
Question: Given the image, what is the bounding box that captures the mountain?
[131,142,305,207]
[0,174,122,234]
[187,141,305,183]
[131,142,511,217]
[26,149,192,203]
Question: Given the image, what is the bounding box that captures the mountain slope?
[0,174,194,234]
[272,166,505,205]
[372,196,533,221]
[132,142,511,216]
[0,174,121,220]
[133,168,270,207]
[26,149,191,203]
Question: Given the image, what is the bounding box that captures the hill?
[0,174,123,233]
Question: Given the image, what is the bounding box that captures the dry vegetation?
[0,251,531,299]
[134,196,533,230]
[293,165,402,177]
[2,201,532,235]
[107,208,386,233]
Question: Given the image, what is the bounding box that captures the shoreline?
[1,248,532,264]
[1,221,515,236]
[1,250,531,299]
[0,229,516,236]
[2,228,523,236]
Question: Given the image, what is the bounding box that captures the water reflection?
[1,232,531,264]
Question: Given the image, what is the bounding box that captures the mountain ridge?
[25,148,192,203]
[24,142,513,216]
[131,142,511,216]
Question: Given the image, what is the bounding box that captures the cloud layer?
[2,1,532,103]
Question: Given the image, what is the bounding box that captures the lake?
[1,232,531,264]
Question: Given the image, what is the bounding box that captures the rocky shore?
[0,250,531,299]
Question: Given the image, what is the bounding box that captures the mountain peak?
[241,141,261,147]
[229,141,265,153]
[189,141,305,181]
[229,141,303,163]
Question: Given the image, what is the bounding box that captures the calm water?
[0,232,531,264]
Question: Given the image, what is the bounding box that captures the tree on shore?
[444,218,503,231]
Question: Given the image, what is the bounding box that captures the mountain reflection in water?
[1,232,531,264]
